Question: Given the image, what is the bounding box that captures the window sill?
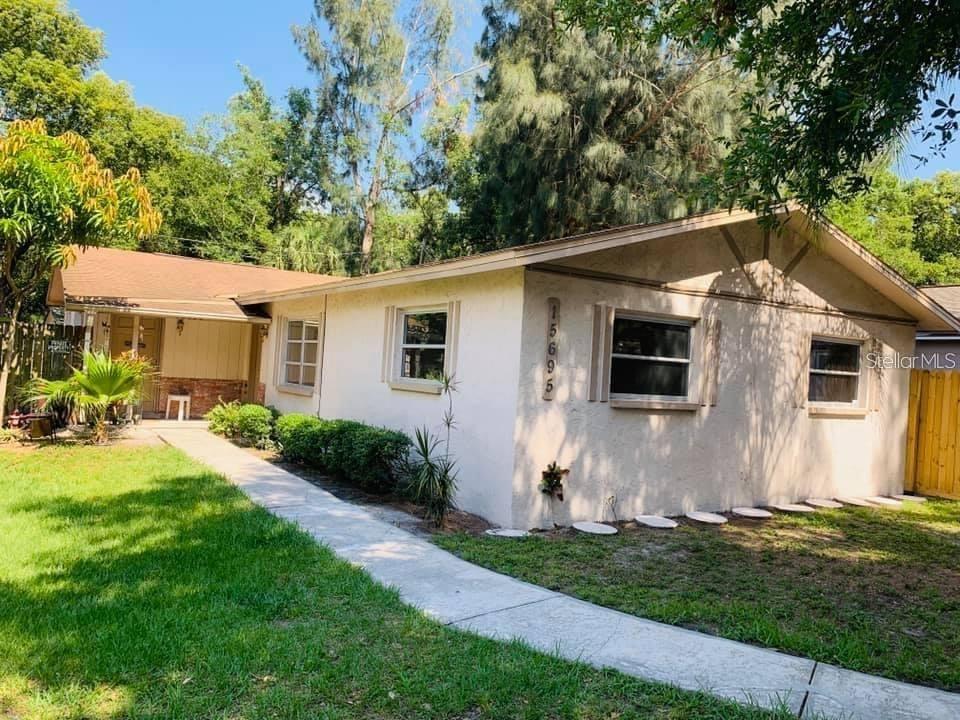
[277,383,315,397]
[389,380,442,395]
[610,398,700,411]
[807,405,869,418]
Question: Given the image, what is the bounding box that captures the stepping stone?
[685,511,727,525]
[732,507,773,519]
[893,494,927,503]
[635,515,678,529]
[573,521,618,535]
[866,496,902,507]
[772,503,816,513]
[835,496,876,507]
[485,528,529,538]
[805,498,843,509]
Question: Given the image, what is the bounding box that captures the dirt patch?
[253,452,492,538]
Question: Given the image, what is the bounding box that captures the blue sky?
[71,0,957,180]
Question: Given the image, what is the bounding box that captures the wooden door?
[109,315,162,409]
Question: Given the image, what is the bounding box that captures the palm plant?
[405,426,458,527]
[28,351,152,443]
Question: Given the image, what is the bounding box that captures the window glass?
[611,358,688,396]
[403,312,447,345]
[810,340,859,372]
[284,363,301,385]
[613,318,690,358]
[610,316,692,397]
[399,311,447,381]
[808,339,860,403]
[283,319,320,388]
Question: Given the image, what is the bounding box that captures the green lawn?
[436,502,960,691]
[0,446,786,720]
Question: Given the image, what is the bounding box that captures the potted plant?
[540,461,569,501]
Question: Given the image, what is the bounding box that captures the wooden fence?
[0,321,85,414]
[905,369,960,498]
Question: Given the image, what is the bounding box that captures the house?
[48,207,960,528]
[233,206,958,528]
[46,247,335,418]
[915,285,960,370]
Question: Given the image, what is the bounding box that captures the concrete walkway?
[154,425,960,720]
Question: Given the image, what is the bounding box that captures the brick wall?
[153,377,248,419]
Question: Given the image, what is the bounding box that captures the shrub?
[275,413,411,493]
[274,413,324,463]
[206,401,275,448]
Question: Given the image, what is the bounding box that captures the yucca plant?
[404,426,458,527]
[28,351,152,443]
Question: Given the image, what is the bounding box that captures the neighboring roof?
[917,286,960,340]
[237,205,960,333]
[47,246,336,322]
[921,285,960,318]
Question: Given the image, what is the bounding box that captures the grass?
[436,502,960,691]
[0,445,788,720]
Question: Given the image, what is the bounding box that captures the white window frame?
[279,318,321,393]
[609,312,695,402]
[393,307,448,389]
[808,336,863,407]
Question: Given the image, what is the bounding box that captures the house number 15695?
[543,297,560,400]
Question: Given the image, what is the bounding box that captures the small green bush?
[206,401,275,448]
[402,426,458,526]
[275,413,411,493]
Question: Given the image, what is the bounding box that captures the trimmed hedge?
[275,413,411,493]
[206,401,275,448]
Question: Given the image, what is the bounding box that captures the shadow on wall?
[513,220,913,527]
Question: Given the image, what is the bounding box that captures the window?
[398,310,447,381]
[610,315,692,398]
[283,319,320,388]
[808,338,860,404]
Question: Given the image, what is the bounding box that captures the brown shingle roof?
[47,246,337,321]
[922,286,960,319]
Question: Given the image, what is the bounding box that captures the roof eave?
[62,300,271,324]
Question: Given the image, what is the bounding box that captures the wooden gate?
[906,370,960,498]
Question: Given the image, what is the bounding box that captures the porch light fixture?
[176,318,185,336]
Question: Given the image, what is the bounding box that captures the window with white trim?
[282,319,320,388]
[610,314,692,398]
[808,338,861,404]
[398,310,447,381]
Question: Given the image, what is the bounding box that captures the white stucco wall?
[262,269,526,526]
[511,221,917,529]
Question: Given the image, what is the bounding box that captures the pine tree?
[468,0,741,246]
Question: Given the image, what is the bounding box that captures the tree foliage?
[0,0,185,178]
[829,169,960,286]
[463,0,740,246]
[0,118,160,421]
[558,0,960,220]
[294,0,458,272]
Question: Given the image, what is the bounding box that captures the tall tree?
[559,0,960,219]
[293,0,462,273]
[0,119,161,422]
[465,0,740,246]
[145,72,330,262]
[829,169,960,286]
[0,0,185,178]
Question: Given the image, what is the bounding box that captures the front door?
[109,315,162,409]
